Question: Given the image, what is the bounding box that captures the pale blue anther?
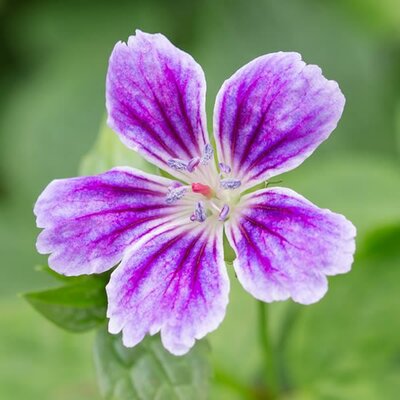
[167,158,188,171]
[166,186,187,204]
[194,201,207,222]
[218,162,231,174]
[201,144,214,165]
[220,178,241,190]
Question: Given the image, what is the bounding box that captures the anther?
[167,158,188,171]
[218,204,230,221]
[187,157,200,172]
[194,201,207,222]
[166,186,187,204]
[218,162,231,174]
[201,144,214,165]
[220,178,241,190]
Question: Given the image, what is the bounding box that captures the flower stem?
[258,301,279,399]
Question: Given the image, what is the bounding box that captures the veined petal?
[106,222,229,355]
[225,188,356,304]
[214,52,345,190]
[106,30,208,181]
[34,167,188,276]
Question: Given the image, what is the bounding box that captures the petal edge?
[34,167,187,276]
[213,52,345,190]
[106,30,208,181]
[226,187,356,304]
[106,222,229,355]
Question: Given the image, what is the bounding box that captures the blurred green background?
[1,0,399,399]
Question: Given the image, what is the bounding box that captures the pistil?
[191,183,214,199]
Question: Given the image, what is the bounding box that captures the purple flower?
[34,31,356,355]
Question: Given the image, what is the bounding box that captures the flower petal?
[106,30,208,180]
[106,222,229,355]
[34,167,188,276]
[225,188,356,304]
[214,52,345,190]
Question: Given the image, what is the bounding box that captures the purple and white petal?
[225,188,356,304]
[34,167,188,276]
[106,222,229,355]
[214,52,345,190]
[107,30,208,181]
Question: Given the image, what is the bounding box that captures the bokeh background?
[1,0,399,399]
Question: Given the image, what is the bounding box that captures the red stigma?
[191,183,213,199]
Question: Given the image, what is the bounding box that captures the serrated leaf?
[23,273,109,333]
[94,327,211,400]
[79,119,157,176]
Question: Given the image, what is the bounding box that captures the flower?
[34,30,356,355]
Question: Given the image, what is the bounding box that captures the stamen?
[192,183,214,199]
[220,178,241,190]
[187,157,200,172]
[201,144,214,165]
[218,162,231,174]
[194,201,207,222]
[166,186,187,204]
[167,158,188,171]
[218,204,230,221]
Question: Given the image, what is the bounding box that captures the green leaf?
[79,119,157,176]
[283,223,400,399]
[23,271,109,333]
[94,327,211,400]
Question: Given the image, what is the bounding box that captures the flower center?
[166,144,242,223]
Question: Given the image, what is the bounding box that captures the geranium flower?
[34,31,356,355]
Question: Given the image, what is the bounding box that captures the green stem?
[276,303,301,391]
[258,301,279,399]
